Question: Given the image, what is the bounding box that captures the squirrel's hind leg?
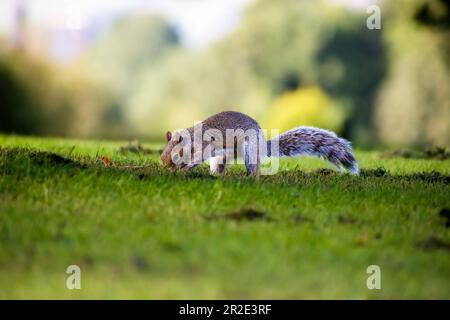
[210,156,226,175]
[210,149,231,175]
[243,142,261,179]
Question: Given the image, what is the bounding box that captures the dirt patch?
[29,150,83,168]
[131,255,150,272]
[207,208,273,222]
[291,214,313,224]
[119,140,162,155]
[408,171,450,184]
[225,208,271,221]
[338,215,361,225]
[360,168,449,184]
[383,147,450,160]
[439,208,450,228]
[315,168,336,176]
[418,236,450,251]
[361,167,389,177]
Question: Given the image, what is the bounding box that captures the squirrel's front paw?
[210,156,226,175]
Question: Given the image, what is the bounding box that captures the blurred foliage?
[316,20,387,145]
[79,14,181,136]
[0,47,114,137]
[414,0,450,29]
[125,42,271,135]
[123,0,386,139]
[0,14,180,138]
[0,49,47,135]
[0,0,448,147]
[263,86,344,133]
[374,0,450,147]
[81,14,179,97]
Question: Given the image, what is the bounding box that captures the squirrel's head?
[160,131,178,169]
[160,130,199,170]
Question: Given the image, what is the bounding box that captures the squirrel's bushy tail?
[268,126,359,175]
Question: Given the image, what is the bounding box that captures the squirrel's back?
[161,110,359,175]
[202,111,261,132]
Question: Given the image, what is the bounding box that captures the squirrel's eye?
[178,136,183,143]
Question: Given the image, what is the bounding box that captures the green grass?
[0,134,449,299]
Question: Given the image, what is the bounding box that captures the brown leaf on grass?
[100,156,112,167]
[356,234,370,246]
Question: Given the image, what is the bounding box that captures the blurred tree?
[0,56,41,134]
[83,14,180,97]
[374,0,450,147]
[229,0,323,93]
[125,0,373,138]
[415,0,450,29]
[317,23,387,145]
[221,0,387,144]
[79,14,181,138]
[0,48,112,137]
[125,45,271,136]
[7,0,442,146]
[0,50,72,135]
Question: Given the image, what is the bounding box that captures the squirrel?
[160,111,359,177]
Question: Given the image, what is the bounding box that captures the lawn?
[0,134,449,299]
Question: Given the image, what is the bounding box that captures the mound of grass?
[0,135,449,299]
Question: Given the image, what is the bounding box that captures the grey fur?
[268,126,359,175]
[161,111,360,176]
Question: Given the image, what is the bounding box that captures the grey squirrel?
[161,111,359,177]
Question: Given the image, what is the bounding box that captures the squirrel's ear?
[166,131,172,142]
